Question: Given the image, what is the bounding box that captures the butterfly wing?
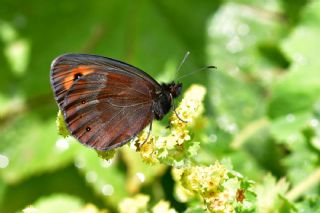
[50,54,161,150]
[50,53,160,109]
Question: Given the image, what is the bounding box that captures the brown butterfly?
[50,54,182,150]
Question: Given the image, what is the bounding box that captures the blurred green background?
[1,0,320,212]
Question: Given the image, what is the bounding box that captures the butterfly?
[50,54,182,150]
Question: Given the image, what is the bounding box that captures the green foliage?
[24,194,84,213]
[1,0,320,212]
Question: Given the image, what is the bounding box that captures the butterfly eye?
[170,83,182,98]
[74,73,83,80]
[86,127,91,132]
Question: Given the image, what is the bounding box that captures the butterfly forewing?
[50,54,160,150]
[50,54,160,109]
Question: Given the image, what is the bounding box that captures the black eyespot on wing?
[86,127,91,131]
[74,73,83,80]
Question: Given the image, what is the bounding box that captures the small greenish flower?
[152,200,177,213]
[134,84,206,166]
[56,110,70,138]
[118,194,177,213]
[180,162,228,194]
[96,150,116,161]
[173,162,255,213]
[118,194,150,213]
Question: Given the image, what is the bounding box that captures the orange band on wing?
[64,66,95,90]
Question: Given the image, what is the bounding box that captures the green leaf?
[0,114,80,183]
[22,194,83,213]
[209,71,264,132]
[270,112,312,144]
[269,1,320,118]
[207,1,287,77]
[283,141,318,185]
[296,196,320,213]
[268,69,320,118]
[75,148,127,207]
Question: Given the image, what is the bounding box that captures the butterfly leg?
[140,121,153,148]
[172,103,188,123]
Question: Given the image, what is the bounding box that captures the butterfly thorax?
[153,82,182,120]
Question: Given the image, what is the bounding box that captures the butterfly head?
[166,82,182,98]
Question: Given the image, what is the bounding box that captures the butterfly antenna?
[176,65,217,81]
[175,51,190,79]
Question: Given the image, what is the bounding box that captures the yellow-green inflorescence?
[118,194,177,213]
[172,162,256,213]
[133,84,206,165]
[56,110,70,138]
[118,194,149,213]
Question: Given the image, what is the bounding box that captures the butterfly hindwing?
[64,72,154,150]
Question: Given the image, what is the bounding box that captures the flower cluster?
[134,84,206,165]
[56,110,70,138]
[152,200,177,213]
[118,194,149,213]
[172,162,255,213]
[118,194,176,213]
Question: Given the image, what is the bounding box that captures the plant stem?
[230,117,270,149]
[286,167,320,201]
